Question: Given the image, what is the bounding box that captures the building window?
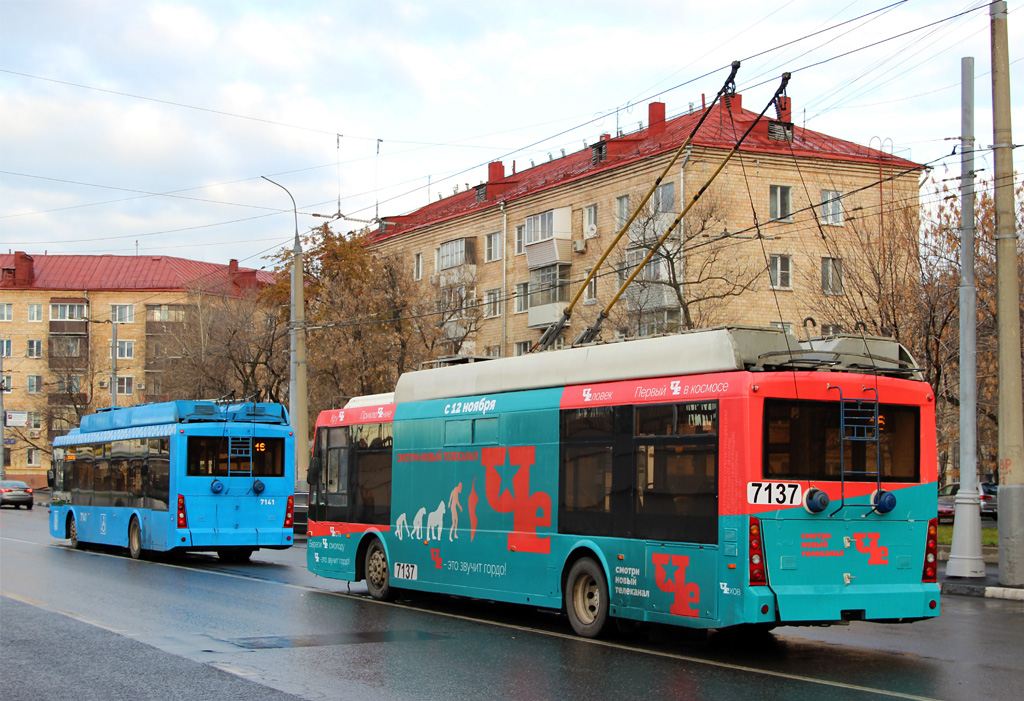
[27,375,42,394]
[515,225,525,255]
[584,269,598,301]
[484,232,502,262]
[625,250,666,282]
[515,282,529,313]
[485,345,502,358]
[822,257,844,295]
[770,185,793,221]
[413,253,422,281]
[616,195,630,228]
[584,204,598,237]
[146,304,187,322]
[56,376,81,394]
[770,321,794,334]
[1,374,10,393]
[27,339,43,358]
[28,411,43,430]
[769,254,792,290]
[439,239,467,270]
[50,303,87,320]
[51,337,82,358]
[27,304,43,322]
[111,304,134,323]
[529,265,569,307]
[821,323,844,336]
[117,376,134,395]
[525,210,554,246]
[0,303,11,321]
[27,448,42,467]
[484,289,502,318]
[820,190,843,225]
[654,182,675,213]
[514,341,532,356]
[0,339,10,357]
[112,340,135,359]
[439,285,467,314]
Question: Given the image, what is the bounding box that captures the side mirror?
[47,469,55,488]
[307,455,322,485]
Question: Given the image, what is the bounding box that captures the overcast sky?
[1,0,1020,271]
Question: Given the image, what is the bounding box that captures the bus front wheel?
[128,517,143,560]
[565,557,611,638]
[68,516,82,549]
[365,539,393,601]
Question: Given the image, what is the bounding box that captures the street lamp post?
[262,176,310,488]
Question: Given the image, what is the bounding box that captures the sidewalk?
[938,548,1024,601]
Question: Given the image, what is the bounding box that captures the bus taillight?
[922,518,938,582]
[749,517,767,585]
[176,494,188,528]
[284,495,294,528]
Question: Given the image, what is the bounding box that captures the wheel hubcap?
[573,574,600,624]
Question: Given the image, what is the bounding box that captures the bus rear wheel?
[365,539,393,601]
[565,557,611,638]
[68,515,82,549]
[128,517,143,560]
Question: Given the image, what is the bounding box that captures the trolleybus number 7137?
[747,482,802,506]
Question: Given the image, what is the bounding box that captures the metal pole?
[111,320,118,409]
[262,176,310,490]
[947,56,985,578]
[990,0,1024,587]
[1,353,6,480]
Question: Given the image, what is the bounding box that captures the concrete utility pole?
[110,320,118,409]
[262,176,310,489]
[990,1,1023,587]
[1,353,6,481]
[947,56,985,578]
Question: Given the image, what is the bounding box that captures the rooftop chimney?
[14,251,34,286]
[228,258,239,277]
[776,95,792,123]
[488,161,505,182]
[648,102,666,134]
[728,93,743,114]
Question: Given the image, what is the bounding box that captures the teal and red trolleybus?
[306,327,939,636]
[49,401,296,561]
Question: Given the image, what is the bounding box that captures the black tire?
[27,503,33,510]
[69,515,82,549]
[565,557,611,638]
[128,517,143,560]
[217,548,253,563]
[365,539,393,601]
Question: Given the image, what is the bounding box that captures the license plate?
[393,562,418,580]
[747,481,802,506]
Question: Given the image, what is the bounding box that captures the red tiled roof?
[0,253,276,292]
[369,94,921,243]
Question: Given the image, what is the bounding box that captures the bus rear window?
[187,437,285,477]
[764,399,920,482]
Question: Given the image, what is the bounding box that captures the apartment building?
[368,94,921,358]
[0,252,273,486]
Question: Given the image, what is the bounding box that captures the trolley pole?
[990,1,1024,587]
[946,56,985,578]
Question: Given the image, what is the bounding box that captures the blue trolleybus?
[49,401,296,561]
[306,327,940,637]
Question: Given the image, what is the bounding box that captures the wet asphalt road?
[2,506,1021,700]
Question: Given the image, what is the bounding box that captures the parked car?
[938,482,998,520]
[293,491,308,535]
[0,480,34,509]
[937,500,954,524]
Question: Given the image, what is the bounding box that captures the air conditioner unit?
[572,239,587,254]
[584,224,598,238]
[429,275,439,285]
[98,379,109,388]
[137,382,145,391]
[29,430,41,439]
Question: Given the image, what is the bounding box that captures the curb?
[941,581,1024,601]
